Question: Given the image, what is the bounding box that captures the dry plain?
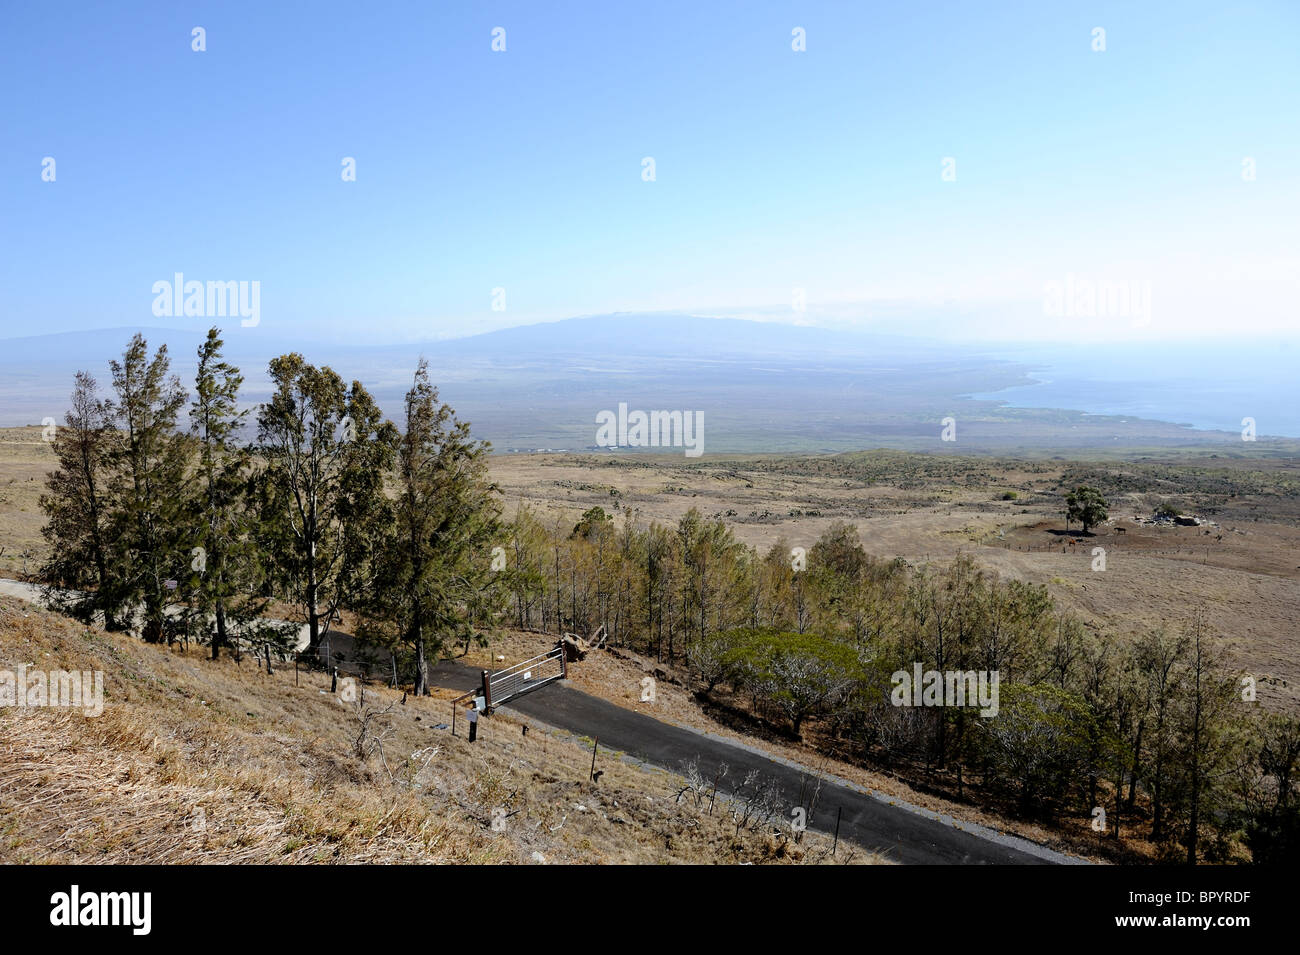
[5,425,1297,713]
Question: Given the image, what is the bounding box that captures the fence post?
[481,669,492,710]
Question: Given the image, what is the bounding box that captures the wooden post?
[832,806,843,856]
[589,737,599,781]
[481,670,492,711]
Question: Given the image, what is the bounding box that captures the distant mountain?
[0,315,1285,450]
[419,314,951,362]
[0,314,956,369]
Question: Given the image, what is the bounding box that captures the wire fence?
[486,646,566,708]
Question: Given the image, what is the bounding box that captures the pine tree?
[39,371,124,629]
[256,354,393,653]
[505,504,548,630]
[1181,615,1239,863]
[187,327,261,659]
[360,359,500,695]
[108,334,190,643]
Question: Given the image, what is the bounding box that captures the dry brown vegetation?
[0,427,48,578]
[0,595,878,864]
[488,450,1300,714]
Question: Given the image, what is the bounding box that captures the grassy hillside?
[0,596,876,865]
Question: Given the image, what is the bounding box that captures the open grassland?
[0,594,872,864]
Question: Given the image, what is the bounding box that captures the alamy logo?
[0,666,103,717]
[50,885,151,935]
[152,272,260,327]
[595,402,703,457]
[1043,273,1151,325]
[891,664,1000,717]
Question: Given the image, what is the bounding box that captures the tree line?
[40,329,500,694]
[500,504,1298,863]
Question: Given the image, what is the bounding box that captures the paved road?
[0,582,1076,865]
[431,661,1077,865]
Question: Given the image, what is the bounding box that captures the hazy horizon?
[2,314,1296,444]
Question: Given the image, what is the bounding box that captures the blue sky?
[2,0,1297,344]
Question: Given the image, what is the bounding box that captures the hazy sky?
[2,1,1297,345]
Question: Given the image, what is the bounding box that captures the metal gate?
[483,645,567,710]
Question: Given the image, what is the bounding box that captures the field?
[490,449,1300,714]
[4,424,1299,862]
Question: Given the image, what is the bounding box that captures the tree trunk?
[1113,768,1123,842]
[1125,719,1144,811]
[413,633,429,696]
[306,543,322,650]
[143,601,165,644]
[1187,644,1204,864]
[92,546,118,631]
[212,601,227,660]
[307,599,321,652]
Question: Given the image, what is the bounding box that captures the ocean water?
[3,329,1295,443]
[969,342,1300,438]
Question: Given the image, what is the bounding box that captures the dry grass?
[0,426,52,578]
[0,597,881,865]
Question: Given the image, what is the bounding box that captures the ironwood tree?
[358,359,500,695]
[39,371,123,630]
[255,353,394,653]
[108,334,191,644]
[185,328,264,659]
